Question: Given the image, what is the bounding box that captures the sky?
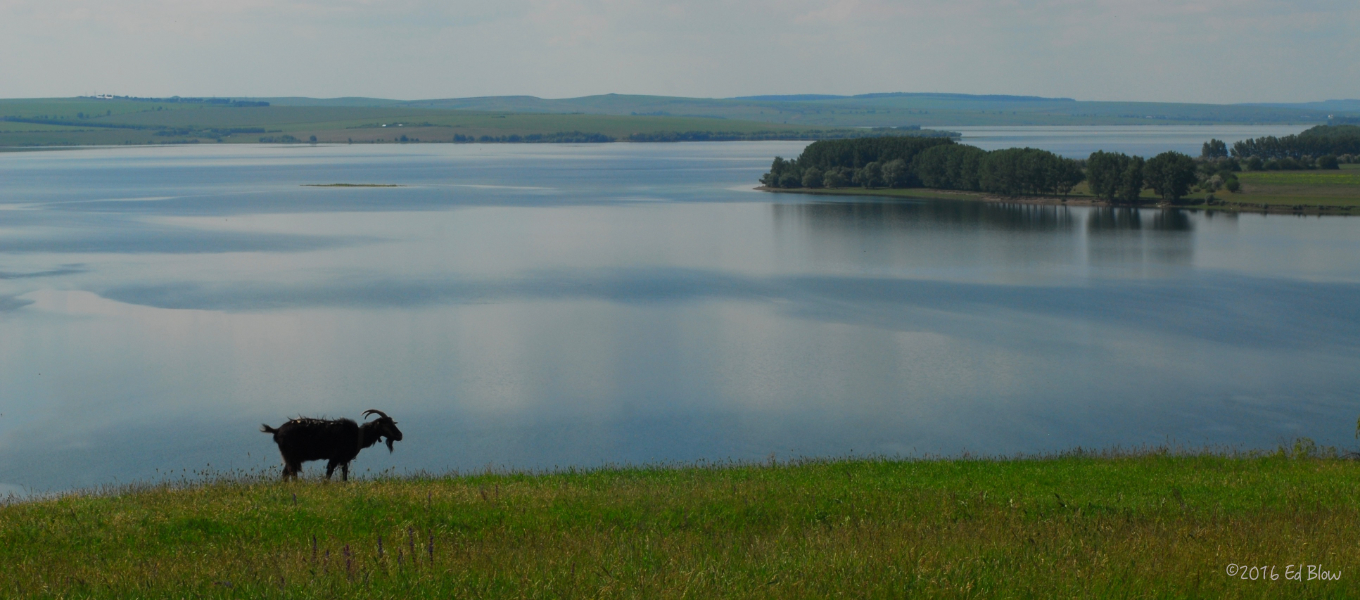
[1,0,1357,103]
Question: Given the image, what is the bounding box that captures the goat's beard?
[386,438,395,453]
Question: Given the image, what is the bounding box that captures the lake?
[2,133,1358,495]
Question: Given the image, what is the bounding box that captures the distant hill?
[735,93,1075,103]
[0,97,951,147]
[251,93,1353,127]
[6,92,1358,147]
[1242,100,1360,113]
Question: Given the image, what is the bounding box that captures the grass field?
[1230,164,1360,208]
[267,93,1347,127]
[2,94,1346,147]
[0,98,923,147]
[2,448,1357,598]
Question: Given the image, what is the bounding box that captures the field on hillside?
[1232,164,1360,207]
[1,94,1345,147]
[271,93,1345,128]
[2,450,1357,598]
[0,99,926,147]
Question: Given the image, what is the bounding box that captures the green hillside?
[263,92,1353,127]
[0,98,941,147]
[4,92,1353,147]
[3,451,1356,598]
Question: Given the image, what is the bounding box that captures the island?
[759,125,1360,215]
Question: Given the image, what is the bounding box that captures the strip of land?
[2,450,1356,597]
[0,98,951,148]
[264,92,1356,127]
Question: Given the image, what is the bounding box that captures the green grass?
[265,93,1343,127]
[4,94,1345,148]
[3,449,1358,598]
[0,99,928,147]
[1206,164,1360,210]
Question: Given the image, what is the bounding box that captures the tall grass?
[2,447,1357,598]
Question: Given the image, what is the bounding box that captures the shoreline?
[757,186,1360,216]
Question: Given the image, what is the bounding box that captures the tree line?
[1227,125,1360,160]
[760,137,1219,204]
[760,138,1087,198]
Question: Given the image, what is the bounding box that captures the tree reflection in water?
[1086,207,1194,266]
[773,198,1075,234]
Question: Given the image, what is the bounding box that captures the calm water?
[2,136,1358,495]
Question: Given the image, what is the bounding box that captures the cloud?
[0,0,1355,102]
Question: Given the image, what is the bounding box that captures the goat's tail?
[260,424,278,434]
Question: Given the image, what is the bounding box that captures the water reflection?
[1086,207,1144,232]
[774,199,1075,233]
[1087,208,1195,265]
[1087,208,1195,233]
[2,144,1360,494]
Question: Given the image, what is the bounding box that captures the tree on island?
[1201,139,1228,159]
[761,157,793,187]
[977,148,1083,196]
[757,138,1080,196]
[1049,158,1086,197]
[880,159,909,188]
[1143,151,1198,204]
[822,168,849,188]
[1086,151,1146,204]
[801,167,823,188]
[854,162,882,188]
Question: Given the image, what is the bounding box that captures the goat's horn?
[362,409,390,420]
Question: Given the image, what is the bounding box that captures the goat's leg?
[325,460,338,480]
[341,463,349,482]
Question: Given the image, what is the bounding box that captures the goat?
[260,409,403,481]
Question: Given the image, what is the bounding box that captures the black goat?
[260,409,403,481]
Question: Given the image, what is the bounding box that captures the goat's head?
[362,409,404,452]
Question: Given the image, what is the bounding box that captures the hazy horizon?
[1,1,1355,105]
[11,92,1358,109]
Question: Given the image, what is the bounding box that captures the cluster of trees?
[1142,152,1200,203]
[760,138,1086,197]
[1085,151,1147,203]
[1201,139,1228,159]
[446,132,615,143]
[761,137,1237,205]
[156,127,267,137]
[1228,125,1360,160]
[91,96,271,107]
[1238,154,1342,171]
[1202,136,1347,171]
